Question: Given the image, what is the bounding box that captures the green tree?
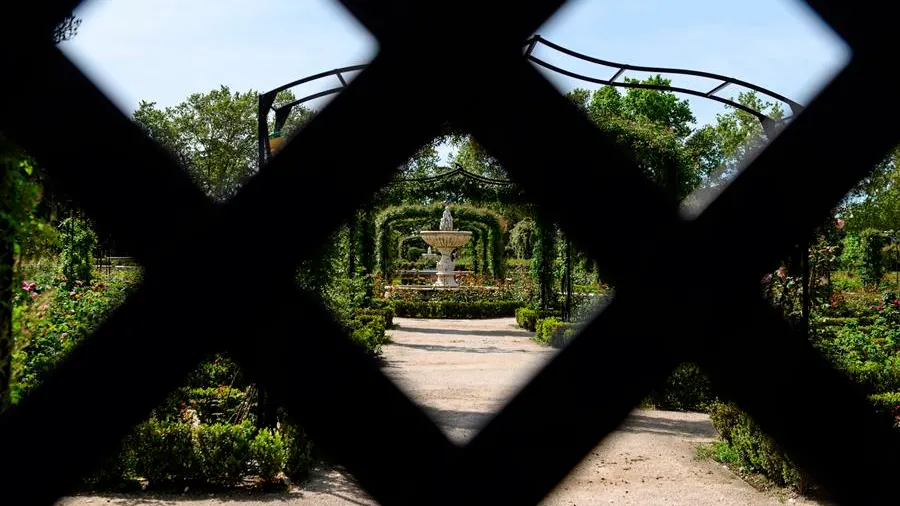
[133,87,311,202]
[841,147,900,232]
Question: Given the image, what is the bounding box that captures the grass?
[694,440,739,464]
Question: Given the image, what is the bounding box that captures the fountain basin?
[419,230,472,249]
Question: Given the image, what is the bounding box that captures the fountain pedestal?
[419,206,472,288]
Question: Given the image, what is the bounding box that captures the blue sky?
[62,0,849,148]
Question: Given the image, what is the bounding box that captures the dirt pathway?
[59,317,817,505]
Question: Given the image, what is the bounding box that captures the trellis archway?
[393,220,492,275]
[377,204,504,278]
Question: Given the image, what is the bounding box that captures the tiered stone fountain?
[419,206,472,287]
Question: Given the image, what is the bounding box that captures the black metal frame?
[257,34,801,169]
[2,1,900,505]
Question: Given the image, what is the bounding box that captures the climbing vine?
[531,217,557,310]
[58,216,98,288]
[376,204,505,278]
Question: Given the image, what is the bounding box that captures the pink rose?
[836,218,845,230]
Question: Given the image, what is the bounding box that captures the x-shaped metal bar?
[1,0,900,502]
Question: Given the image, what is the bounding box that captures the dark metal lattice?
[1,1,899,505]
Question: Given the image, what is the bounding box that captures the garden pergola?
[258,36,809,324]
[2,2,898,505]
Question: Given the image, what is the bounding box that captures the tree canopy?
[133,87,311,202]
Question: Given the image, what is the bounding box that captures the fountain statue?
[419,206,472,287]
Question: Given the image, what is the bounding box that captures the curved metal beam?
[261,35,802,121]
[388,164,516,185]
[529,35,804,115]
[258,36,803,167]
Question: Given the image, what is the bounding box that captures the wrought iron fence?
[1,0,899,505]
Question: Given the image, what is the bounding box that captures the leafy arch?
[376,204,504,278]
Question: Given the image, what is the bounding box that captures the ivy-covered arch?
[376,204,504,278]
[392,220,491,275]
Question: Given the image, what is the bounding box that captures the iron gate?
[2,0,900,504]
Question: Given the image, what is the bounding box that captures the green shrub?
[281,420,314,481]
[131,420,202,485]
[57,216,97,288]
[534,317,575,347]
[391,300,522,318]
[859,228,886,286]
[709,402,809,491]
[515,307,538,330]
[645,363,715,412]
[347,316,390,355]
[197,422,255,486]
[183,355,244,389]
[868,391,900,413]
[252,428,287,481]
[356,307,394,328]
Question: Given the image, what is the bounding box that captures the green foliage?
[90,419,310,488]
[859,228,886,286]
[347,315,390,356]
[391,300,522,318]
[695,440,739,465]
[281,419,314,481]
[645,363,715,412]
[197,422,256,486]
[533,317,576,347]
[377,204,505,278]
[841,147,900,232]
[57,216,97,288]
[841,235,863,271]
[356,307,394,328]
[515,307,538,331]
[155,386,249,425]
[130,420,203,485]
[508,218,535,259]
[252,428,287,482]
[0,154,57,260]
[709,402,809,491]
[133,87,311,202]
[531,219,556,310]
[13,270,138,394]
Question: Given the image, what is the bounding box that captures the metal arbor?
[257,34,800,168]
[258,40,806,323]
[1,2,900,506]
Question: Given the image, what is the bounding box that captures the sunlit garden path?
[60,317,818,506]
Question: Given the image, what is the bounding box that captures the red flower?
[75,280,83,287]
[877,306,884,311]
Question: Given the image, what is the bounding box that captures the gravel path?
[59,317,818,506]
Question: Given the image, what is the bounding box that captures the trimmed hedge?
[347,316,390,356]
[515,308,563,332]
[644,363,715,412]
[86,420,310,488]
[709,402,810,491]
[534,317,578,348]
[356,307,394,328]
[391,300,522,318]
